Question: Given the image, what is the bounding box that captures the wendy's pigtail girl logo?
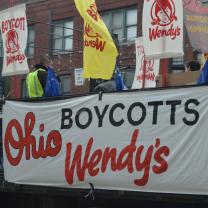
[142,0,183,60]
[151,0,177,27]
[4,28,26,66]
[147,0,181,41]
[6,29,20,53]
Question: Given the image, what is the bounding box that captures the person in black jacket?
[185,60,201,72]
[35,54,61,91]
[27,54,61,97]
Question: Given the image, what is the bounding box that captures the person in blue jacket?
[185,61,201,72]
[197,53,208,85]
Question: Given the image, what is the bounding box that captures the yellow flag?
[74,0,118,80]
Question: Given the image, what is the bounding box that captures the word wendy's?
[65,129,170,187]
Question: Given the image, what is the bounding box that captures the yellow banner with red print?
[74,0,118,79]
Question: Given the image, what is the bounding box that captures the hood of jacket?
[34,64,48,71]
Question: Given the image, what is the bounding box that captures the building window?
[26,26,35,58]
[172,56,184,66]
[60,75,71,95]
[101,8,137,42]
[195,51,203,64]
[171,56,185,72]
[52,20,73,54]
[21,79,28,98]
[201,0,208,6]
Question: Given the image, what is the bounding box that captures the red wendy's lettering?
[84,38,106,52]
[86,3,100,22]
[6,52,25,66]
[4,112,62,166]
[2,17,25,34]
[84,24,106,52]
[149,24,181,41]
[65,129,170,187]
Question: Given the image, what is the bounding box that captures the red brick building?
[1,1,208,207]
[0,0,207,99]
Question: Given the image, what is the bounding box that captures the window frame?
[101,7,137,43]
[170,56,185,72]
[172,56,184,66]
[52,19,74,54]
[26,25,35,59]
[201,0,208,6]
[21,78,28,98]
[193,51,203,64]
[59,74,72,96]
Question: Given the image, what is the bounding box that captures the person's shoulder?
[27,69,37,77]
[37,69,48,81]
[37,69,47,76]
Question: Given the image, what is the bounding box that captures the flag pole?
[10,0,19,98]
[142,59,146,89]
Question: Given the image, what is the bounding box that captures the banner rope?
[84,183,95,201]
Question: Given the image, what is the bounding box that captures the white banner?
[3,86,208,195]
[142,0,184,59]
[131,38,160,89]
[0,4,29,76]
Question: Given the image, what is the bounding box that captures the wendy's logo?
[6,29,20,53]
[150,0,177,27]
[84,23,102,39]
[84,23,106,52]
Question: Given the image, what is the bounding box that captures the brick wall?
[0,0,194,97]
